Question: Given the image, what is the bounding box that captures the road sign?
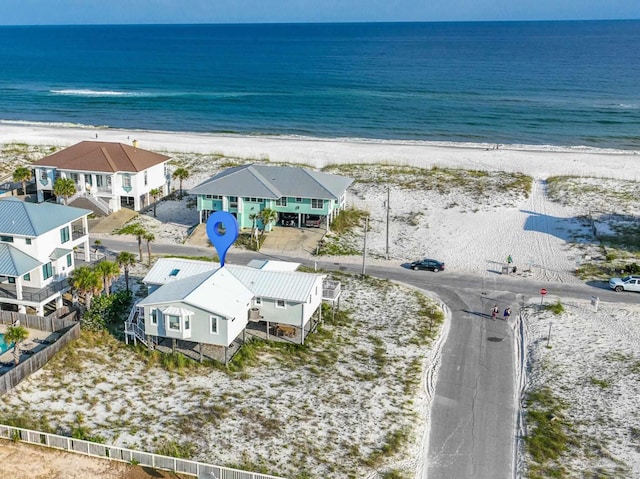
[540,288,547,296]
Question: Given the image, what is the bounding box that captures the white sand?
[1,123,640,477]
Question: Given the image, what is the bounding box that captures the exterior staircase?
[124,302,152,349]
[69,195,111,217]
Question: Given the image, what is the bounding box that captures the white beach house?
[32,140,170,214]
[125,258,330,362]
[0,197,91,315]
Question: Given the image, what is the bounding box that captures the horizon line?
[1,18,639,27]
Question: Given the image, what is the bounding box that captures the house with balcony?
[125,257,332,362]
[32,140,170,214]
[0,198,91,315]
[189,164,354,232]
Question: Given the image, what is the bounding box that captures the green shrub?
[546,301,564,315]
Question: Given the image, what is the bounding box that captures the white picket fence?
[0,424,285,479]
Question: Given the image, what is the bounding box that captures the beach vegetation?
[546,301,565,315]
[524,387,574,478]
[116,222,148,262]
[70,266,103,312]
[116,251,137,292]
[149,187,162,217]
[94,260,120,296]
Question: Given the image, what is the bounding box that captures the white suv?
[609,275,640,293]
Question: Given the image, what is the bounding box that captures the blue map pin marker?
[206,211,239,267]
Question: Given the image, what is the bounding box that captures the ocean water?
[0,21,639,149]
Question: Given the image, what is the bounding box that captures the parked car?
[410,259,445,272]
[609,275,640,293]
[304,215,322,228]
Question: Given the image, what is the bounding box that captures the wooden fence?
[0,425,285,479]
[0,311,80,396]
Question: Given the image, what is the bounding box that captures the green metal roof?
[190,164,353,200]
[0,198,91,237]
[0,243,42,276]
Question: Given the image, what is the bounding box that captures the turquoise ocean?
[0,21,639,149]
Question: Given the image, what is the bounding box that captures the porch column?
[79,173,86,193]
[91,174,97,195]
[15,276,23,301]
[55,295,63,309]
[36,304,44,316]
[134,194,141,211]
[82,216,89,237]
[18,305,26,314]
[83,237,90,261]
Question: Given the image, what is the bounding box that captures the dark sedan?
[410,259,445,272]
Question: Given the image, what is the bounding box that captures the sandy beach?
[1,123,640,478]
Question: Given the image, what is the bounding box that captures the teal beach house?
[189,164,354,232]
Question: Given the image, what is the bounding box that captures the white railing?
[0,425,285,479]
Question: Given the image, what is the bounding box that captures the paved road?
[93,236,640,478]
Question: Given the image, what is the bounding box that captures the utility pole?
[385,186,390,260]
[362,216,369,276]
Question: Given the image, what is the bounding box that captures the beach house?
[32,140,170,214]
[125,257,329,362]
[189,164,353,232]
[0,198,91,315]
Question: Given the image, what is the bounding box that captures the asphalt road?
[93,236,640,478]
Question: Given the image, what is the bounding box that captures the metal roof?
[138,268,253,319]
[226,264,324,302]
[0,198,91,237]
[142,257,218,285]
[189,164,353,200]
[32,141,170,173]
[142,258,324,303]
[49,247,73,261]
[0,243,42,276]
[245,259,300,271]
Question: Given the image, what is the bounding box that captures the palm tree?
[143,232,155,267]
[95,260,120,296]
[171,167,190,199]
[53,177,76,205]
[117,251,137,292]
[149,187,162,217]
[12,166,32,196]
[4,325,29,365]
[118,223,147,262]
[258,208,278,246]
[70,266,103,311]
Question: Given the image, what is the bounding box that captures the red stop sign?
[540,288,547,296]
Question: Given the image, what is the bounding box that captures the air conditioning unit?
[248,307,263,322]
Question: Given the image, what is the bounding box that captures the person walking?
[503,307,512,321]
[491,304,499,320]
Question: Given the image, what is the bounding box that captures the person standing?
[503,307,512,321]
[507,255,513,265]
[491,305,499,320]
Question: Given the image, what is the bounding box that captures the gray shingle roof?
[189,164,353,200]
[0,243,42,276]
[0,198,91,237]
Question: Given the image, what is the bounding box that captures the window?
[71,173,79,183]
[96,175,104,188]
[23,273,31,281]
[311,199,324,209]
[150,309,158,325]
[169,269,180,277]
[25,238,32,245]
[42,262,53,280]
[66,254,72,267]
[255,297,262,305]
[184,316,190,330]
[276,197,288,206]
[123,175,132,188]
[168,315,180,331]
[40,170,47,181]
[276,299,286,309]
[0,236,13,243]
[210,315,219,334]
[60,226,70,244]
[144,171,148,186]
[295,197,302,202]
[8,277,15,284]
[107,176,112,188]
